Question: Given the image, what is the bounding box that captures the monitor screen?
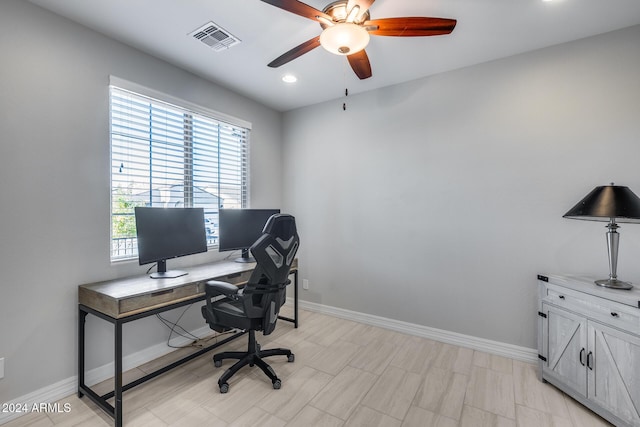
[134,207,208,278]
[218,208,280,262]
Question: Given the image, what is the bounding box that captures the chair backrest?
[242,214,299,335]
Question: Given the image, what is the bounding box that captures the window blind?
[110,86,249,260]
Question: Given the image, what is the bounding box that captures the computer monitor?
[134,207,208,279]
[218,208,280,263]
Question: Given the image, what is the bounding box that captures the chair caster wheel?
[287,354,295,363]
[219,383,229,393]
[214,360,222,368]
[272,379,281,390]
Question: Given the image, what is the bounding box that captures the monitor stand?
[235,249,255,263]
[150,260,187,279]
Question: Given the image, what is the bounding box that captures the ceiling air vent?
[189,21,240,52]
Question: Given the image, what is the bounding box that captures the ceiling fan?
[260,0,457,80]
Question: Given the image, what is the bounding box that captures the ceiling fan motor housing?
[320,0,371,28]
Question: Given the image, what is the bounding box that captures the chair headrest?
[263,213,297,241]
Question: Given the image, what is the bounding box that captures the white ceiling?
[28,0,640,112]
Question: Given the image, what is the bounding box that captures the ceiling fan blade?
[260,0,332,22]
[347,49,372,80]
[365,17,457,37]
[268,36,321,68]
[346,0,375,21]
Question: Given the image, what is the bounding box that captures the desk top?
[79,259,297,319]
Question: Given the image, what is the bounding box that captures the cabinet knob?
[587,351,593,370]
[579,348,585,366]
[558,295,565,300]
[610,312,619,317]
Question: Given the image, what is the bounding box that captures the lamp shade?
[563,185,640,223]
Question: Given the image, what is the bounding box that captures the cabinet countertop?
[539,274,640,309]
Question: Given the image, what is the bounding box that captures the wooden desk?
[78,259,298,427]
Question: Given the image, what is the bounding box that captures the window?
[110,83,249,261]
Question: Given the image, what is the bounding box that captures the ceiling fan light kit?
[261,0,456,80]
[320,23,370,55]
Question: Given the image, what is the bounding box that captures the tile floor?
[3,308,613,426]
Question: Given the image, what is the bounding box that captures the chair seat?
[215,300,243,316]
[209,298,256,331]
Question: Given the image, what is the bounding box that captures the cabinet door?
[588,321,640,426]
[542,303,587,396]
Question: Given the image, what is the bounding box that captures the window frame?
[109,77,251,262]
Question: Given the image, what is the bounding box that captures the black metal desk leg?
[78,308,87,398]
[294,270,298,328]
[115,321,123,427]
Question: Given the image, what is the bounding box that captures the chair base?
[213,329,294,393]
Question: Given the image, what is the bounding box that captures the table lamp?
[563,183,640,290]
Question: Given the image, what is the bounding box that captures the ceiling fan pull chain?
[343,87,349,110]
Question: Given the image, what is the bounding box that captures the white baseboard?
[0,301,536,425]
[0,376,77,425]
[297,299,538,363]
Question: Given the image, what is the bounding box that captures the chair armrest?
[202,280,239,333]
[205,280,240,299]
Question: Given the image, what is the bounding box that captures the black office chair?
[201,213,300,393]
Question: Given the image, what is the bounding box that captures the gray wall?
[283,25,640,349]
[0,0,283,403]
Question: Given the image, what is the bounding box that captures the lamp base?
[595,278,634,290]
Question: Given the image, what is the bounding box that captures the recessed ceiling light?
[282,74,297,83]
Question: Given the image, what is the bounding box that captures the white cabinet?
[538,274,640,427]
